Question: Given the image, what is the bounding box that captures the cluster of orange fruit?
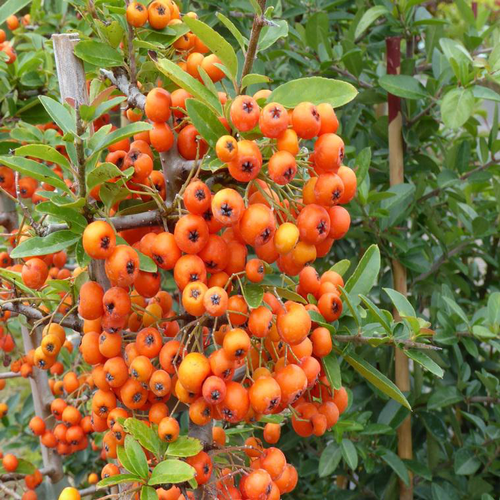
[0,14,30,65]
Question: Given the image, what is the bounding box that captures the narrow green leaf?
[39,96,76,135]
[92,122,152,154]
[383,288,416,317]
[156,58,221,114]
[322,353,342,390]
[441,88,474,129]
[74,40,124,67]
[359,294,392,335]
[242,283,264,309]
[405,350,444,378]
[148,460,196,485]
[166,436,203,458]
[268,77,358,109]
[125,435,149,480]
[10,231,81,258]
[184,99,227,148]
[141,486,159,500]
[123,418,164,457]
[318,442,342,477]
[97,473,143,489]
[355,6,388,39]
[14,144,71,171]
[183,17,238,80]
[216,13,247,53]
[380,448,410,486]
[259,20,289,51]
[379,75,428,100]
[0,0,31,25]
[36,202,87,233]
[344,245,380,305]
[454,448,481,475]
[241,73,272,89]
[339,286,362,327]
[343,351,411,409]
[0,155,71,193]
[269,286,307,304]
[330,259,350,276]
[341,439,358,470]
[87,162,125,191]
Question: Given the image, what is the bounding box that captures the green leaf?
[97,473,143,489]
[454,448,481,475]
[318,442,342,477]
[0,269,34,296]
[339,286,362,327]
[0,0,31,25]
[308,310,336,334]
[241,74,271,89]
[124,435,149,479]
[148,460,196,485]
[359,295,392,335]
[87,162,125,191]
[124,418,164,457]
[487,292,500,328]
[342,351,411,410]
[184,99,227,149]
[268,77,358,109]
[156,58,221,114]
[322,353,342,390]
[383,288,416,317]
[166,436,203,457]
[74,40,124,67]
[242,283,264,309]
[344,245,380,305]
[472,85,500,103]
[454,0,476,25]
[441,88,474,129]
[183,17,238,81]
[269,286,307,304]
[355,6,388,39]
[141,486,159,500]
[259,20,289,51]
[380,448,410,486]
[379,75,428,100]
[405,350,444,378]
[10,231,81,258]
[39,96,76,136]
[0,155,70,193]
[216,13,247,53]
[330,259,350,277]
[117,444,140,477]
[442,296,469,326]
[36,202,87,233]
[356,147,371,186]
[427,386,462,410]
[341,439,358,470]
[14,144,71,172]
[92,122,152,154]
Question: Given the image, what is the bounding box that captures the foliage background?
[0,0,499,499]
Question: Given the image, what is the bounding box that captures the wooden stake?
[386,36,413,500]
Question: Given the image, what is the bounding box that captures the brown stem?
[0,371,22,380]
[239,0,268,93]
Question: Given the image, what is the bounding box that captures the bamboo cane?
[386,36,413,500]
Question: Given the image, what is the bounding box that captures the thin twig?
[413,241,470,283]
[0,302,82,330]
[0,483,21,500]
[418,156,498,203]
